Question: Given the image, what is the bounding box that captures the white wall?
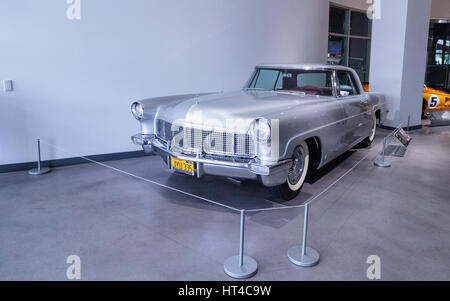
[330,0,370,11]
[0,0,330,166]
[332,0,450,19]
[431,0,450,19]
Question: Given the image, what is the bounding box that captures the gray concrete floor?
[1,126,449,280]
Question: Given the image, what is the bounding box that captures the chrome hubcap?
[288,147,305,185]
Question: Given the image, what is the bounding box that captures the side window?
[297,72,332,89]
[337,71,359,96]
[295,71,334,96]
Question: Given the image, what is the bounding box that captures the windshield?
[245,68,335,97]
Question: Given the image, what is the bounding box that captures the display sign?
[394,128,412,147]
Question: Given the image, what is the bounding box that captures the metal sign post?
[374,137,391,168]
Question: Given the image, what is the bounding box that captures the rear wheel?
[278,141,310,201]
[360,112,377,147]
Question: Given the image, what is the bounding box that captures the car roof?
[255,63,355,72]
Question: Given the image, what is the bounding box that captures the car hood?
[156,90,325,132]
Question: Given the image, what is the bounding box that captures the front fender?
[133,92,216,135]
[270,99,344,165]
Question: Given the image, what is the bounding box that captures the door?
[336,70,366,146]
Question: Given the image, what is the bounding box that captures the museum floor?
[1,125,449,280]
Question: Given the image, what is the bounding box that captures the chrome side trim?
[286,108,378,144]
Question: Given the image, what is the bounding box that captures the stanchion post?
[239,209,245,266]
[287,203,320,267]
[28,139,51,175]
[224,209,258,279]
[374,137,391,168]
[301,203,308,256]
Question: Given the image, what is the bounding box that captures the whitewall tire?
[360,112,378,147]
[278,141,310,201]
[369,113,377,142]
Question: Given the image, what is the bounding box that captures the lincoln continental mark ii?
[131,64,386,200]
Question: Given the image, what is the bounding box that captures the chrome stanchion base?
[224,255,258,279]
[28,167,51,175]
[287,246,320,267]
[373,161,391,168]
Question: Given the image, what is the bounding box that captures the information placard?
[395,128,412,147]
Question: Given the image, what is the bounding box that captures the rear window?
[337,71,360,96]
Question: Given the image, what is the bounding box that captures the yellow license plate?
[170,157,194,175]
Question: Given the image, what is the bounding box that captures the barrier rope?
[40,140,241,213]
[39,123,404,214]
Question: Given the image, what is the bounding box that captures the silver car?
[131,64,386,200]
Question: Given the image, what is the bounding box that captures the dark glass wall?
[426,21,450,92]
[328,5,372,83]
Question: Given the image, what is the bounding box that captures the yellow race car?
[422,85,450,114]
[362,83,450,118]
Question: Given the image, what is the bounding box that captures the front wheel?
[278,141,310,201]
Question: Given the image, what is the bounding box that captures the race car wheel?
[422,99,428,119]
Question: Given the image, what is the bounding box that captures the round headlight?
[131,102,144,120]
[250,118,271,142]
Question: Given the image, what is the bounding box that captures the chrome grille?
[156,119,255,157]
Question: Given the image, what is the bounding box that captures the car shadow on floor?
[265,149,357,207]
[306,150,357,184]
[155,148,360,229]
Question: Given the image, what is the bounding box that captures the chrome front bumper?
[131,134,291,187]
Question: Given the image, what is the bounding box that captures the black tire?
[422,99,428,119]
[278,141,310,201]
[360,112,378,147]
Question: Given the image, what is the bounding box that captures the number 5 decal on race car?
[428,94,440,109]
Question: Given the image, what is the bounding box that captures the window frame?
[328,4,372,82]
[335,70,361,97]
